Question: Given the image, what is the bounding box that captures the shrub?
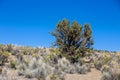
[75,64,88,74]
[100,61,120,80]
[32,53,37,57]
[10,61,16,69]
[94,56,112,70]
[0,51,10,66]
[25,69,32,78]
[101,65,110,73]
[28,68,47,80]
[84,63,91,72]
[57,57,71,73]
[8,55,17,69]
[28,58,40,70]
[67,65,76,74]
[115,52,120,64]
[16,53,24,62]
[48,52,57,63]
[6,44,14,53]
[50,19,94,63]
[17,63,27,76]
[21,57,57,80]
[100,72,112,80]
[110,61,120,80]
[46,74,62,80]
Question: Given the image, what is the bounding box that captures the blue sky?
[0,0,120,51]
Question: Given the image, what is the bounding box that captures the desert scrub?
[48,52,59,64]
[116,52,120,58]
[23,59,30,67]
[74,63,90,74]
[101,65,111,73]
[28,58,40,70]
[6,44,14,53]
[57,57,76,74]
[49,48,60,57]
[17,63,27,76]
[49,48,56,53]
[100,69,120,80]
[73,58,91,74]
[100,60,120,80]
[0,51,10,66]
[100,72,112,80]
[30,57,65,80]
[23,50,29,55]
[67,65,76,74]
[22,55,32,66]
[70,53,82,63]
[32,53,37,57]
[10,61,16,69]
[16,53,24,62]
[94,55,112,70]
[76,58,84,66]
[57,57,70,72]
[49,48,60,54]
[115,52,120,64]
[109,61,120,74]
[47,74,61,80]
[84,63,91,72]
[8,55,17,68]
[0,44,8,53]
[38,48,47,56]
[49,53,55,60]
[22,57,55,80]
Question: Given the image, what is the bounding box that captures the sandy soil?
[65,68,101,80]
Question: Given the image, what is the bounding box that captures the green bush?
[48,74,61,80]
[50,19,94,63]
[0,51,10,66]
[10,61,16,69]
[94,56,112,70]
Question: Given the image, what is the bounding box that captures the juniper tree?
[50,19,94,62]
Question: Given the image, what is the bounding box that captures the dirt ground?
[65,68,101,80]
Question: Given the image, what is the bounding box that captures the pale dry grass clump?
[100,60,120,80]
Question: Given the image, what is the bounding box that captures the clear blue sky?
[0,0,120,51]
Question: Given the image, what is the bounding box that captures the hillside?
[0,44,120,80]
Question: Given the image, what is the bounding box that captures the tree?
[50,19,94,62]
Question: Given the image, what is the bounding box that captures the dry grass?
[0,44,120,80]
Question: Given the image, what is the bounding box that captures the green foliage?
[49,48,60,64]
[94,56,112,70]
[50,19,94,62]
[49,53,55,61]
[49,74,60,80]
[7,44,14,53]
[16,53,24,62]
[0,51,10,66]
[49,48,60,55]
[10,61,16,69]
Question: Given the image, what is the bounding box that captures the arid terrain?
[0,44,120,80]
[65,68,101,80]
